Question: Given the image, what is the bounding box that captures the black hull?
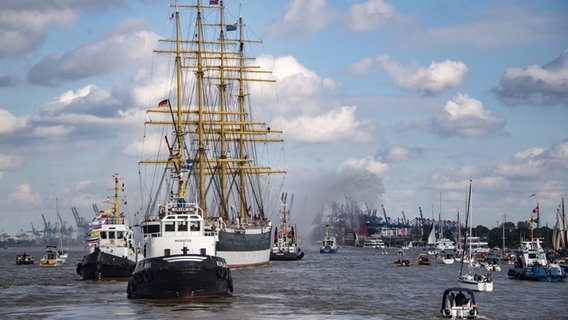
[216,229,271,251]
[270,251,304,261]
[127,254,233,299]
[76,251,136,280]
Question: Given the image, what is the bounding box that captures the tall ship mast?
[139,0,286,269]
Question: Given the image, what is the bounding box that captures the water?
[2,245,566,319]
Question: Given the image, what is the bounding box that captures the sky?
[1,0,567,238]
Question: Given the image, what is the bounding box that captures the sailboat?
[40,199,68,267]
[552,197,567,251]
[457,179,493,292]
[76,174,144,280]
[427,223,437,255]
[436,193,455,253]
[270,193,304,261]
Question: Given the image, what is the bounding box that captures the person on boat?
[455,291,467,306]
[448,291,456,307]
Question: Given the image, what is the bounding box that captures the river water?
[2,245,566,319]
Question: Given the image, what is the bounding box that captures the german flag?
[158,99,169,107]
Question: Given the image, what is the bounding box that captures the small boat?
[320,225,338,254]
[362,237,386,249]
[507,238,566,282]
[270,193,304,261]
[437,250,456,265]
[401,241,413,250]
[40,245,65,267]
[76,174,144,280]
[394,249,411,266]
[440,287,478,319]
[480,258,501,272]
[16,253,34,265]
[416,253,431,265]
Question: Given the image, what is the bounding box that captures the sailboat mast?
[502,214,506,252]
[459,179,472,277]
[439,192,442,240]
[218,1,229,220]
[195,1,206,210]
[562,197,566,248]
[237,13,247,220]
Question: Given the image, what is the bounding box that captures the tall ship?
[270,193,304,261]
[137,0,285,269]
[129,0,289,297]
[76,174,143,280]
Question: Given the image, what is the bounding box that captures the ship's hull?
[457,275,493,292]
[507,265,566,282]
[76,251,136,280]
[127,254,232,299]
[270,250,304,261]
[270,243,304,261]
[216,227,272,268]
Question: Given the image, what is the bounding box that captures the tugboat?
[127,2,238,299]
[127,201,232,299]
[76,174,143,280]
[270,193,304,261]
[440,287,478,319]
[320,225,338,254]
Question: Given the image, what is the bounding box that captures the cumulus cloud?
[0,0,123,58]
[0,109,27,134]
[493,49,568,107]
[345,0,411,32]
[264,0,335,38]
[256,55,339,114]
[28,19,158,86]
[350,55,468,94]
[377,145,423,163]
[7,183,41,204]
[264,0,412,38]
[431,93,506,138]
[496,140,568,179]
[37,85,119,118]
[337,156,389,175]
[275,106,373,143]
[252,54,372,144]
